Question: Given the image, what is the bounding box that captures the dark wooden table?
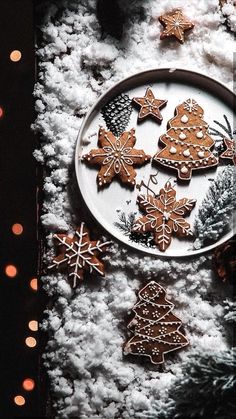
[0,1,46,417]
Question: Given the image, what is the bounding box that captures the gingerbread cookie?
[132,181,196,252]
[82,127,151,188]
[220,137,236,165]
[132,88,167,123]
[153,99,219,180]
[159,9,194,43]
[124,281,189,365]
[49,223,111,288]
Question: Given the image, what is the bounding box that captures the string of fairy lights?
[2,49,38,409]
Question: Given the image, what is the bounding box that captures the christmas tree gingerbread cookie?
[154,99,219,180]
[124,281,189,365]
[82,127,151,188]
[132,181,196,252]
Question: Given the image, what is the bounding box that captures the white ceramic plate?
[75,69,235,257]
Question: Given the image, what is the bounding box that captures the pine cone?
[101,93,132,137]
[213,238,236,282]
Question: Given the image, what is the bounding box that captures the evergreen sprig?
[139,349,236,419]
[194,166,235,249]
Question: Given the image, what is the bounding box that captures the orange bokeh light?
[10,50,22,62]
[29,278,38,291]
[22,378,35,391]
[0,106,3,118]
[25,337,37,348]
[28,320,38,332]
[5,264,17,278]
[12,223,23,235]
[14,395,25,406]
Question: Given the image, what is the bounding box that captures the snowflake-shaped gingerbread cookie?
[49,223,111,288]
[82,127,151,188]
[132,181,196,251]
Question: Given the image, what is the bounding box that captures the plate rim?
[75,67,235,258]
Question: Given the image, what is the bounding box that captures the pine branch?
[213,119,232,136]
[114,211,136,235]
[194,166,235,249]
[139,349,236,419]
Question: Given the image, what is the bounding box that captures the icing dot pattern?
[123,281,189,365]
[154,98,219,180]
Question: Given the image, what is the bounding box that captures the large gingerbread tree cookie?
[154,99,219,180]
[82,127,151,188]
[124,281,189,365]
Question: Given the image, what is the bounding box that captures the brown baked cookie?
[123,281,189,365]
[153,99,219,181]
[49,223,111,288]
[132,87,167,123]
[220,137,236,165]
[132,181,196,252]
[82,127,151,188]
[159,9,194,44]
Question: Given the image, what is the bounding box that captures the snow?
[34,0,234,417]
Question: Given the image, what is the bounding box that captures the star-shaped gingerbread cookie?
[49,223,111,288]
[82,127,151,188]
[132,88,167,123]
[220,137,236,165]
[132,181,196,252]
[159,9,194,44]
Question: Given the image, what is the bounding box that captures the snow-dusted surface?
[34,1,234,417]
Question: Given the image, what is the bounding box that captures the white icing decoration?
[90,133,146,178]
[196,131,203,139]
[183,99,198,113]
[163,211,170,221]
[179,133,186,140]
[180,166,188,174]
[183,149,190,157]
[170,146,177,154]
[198,151,204,158]
[180,114,189,123]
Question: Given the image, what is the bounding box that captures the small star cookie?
[82,127,151,188]
[132,88,167,123]
[159,9,194,44]
[220,137,236,165]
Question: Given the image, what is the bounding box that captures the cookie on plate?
[82,127,151,188]
[153,99,219,181]
[132,181,196,251]
[132,87,167,123]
